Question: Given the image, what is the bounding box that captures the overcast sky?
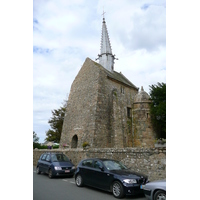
[33,0,166,143]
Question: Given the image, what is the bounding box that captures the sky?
[33,0,166,143]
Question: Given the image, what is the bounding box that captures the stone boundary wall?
[33,147,166,181]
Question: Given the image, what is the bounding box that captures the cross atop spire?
[102,10,106,19]
[96,13,118,72]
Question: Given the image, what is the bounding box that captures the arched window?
[71,135,78,148]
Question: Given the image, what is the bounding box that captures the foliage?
[33,143,59,149]
[82,142,89,148]
[149,82,166,139]
[33,131,39,143]
[45,100,67,143]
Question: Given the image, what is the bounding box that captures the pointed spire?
[100,17,112,55]
[96,13,118,72]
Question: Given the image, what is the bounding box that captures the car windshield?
[51,154,70,162]
[103,160,128,170]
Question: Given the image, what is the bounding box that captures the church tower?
[96,15,117,72]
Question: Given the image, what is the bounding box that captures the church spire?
[96,13,118,72]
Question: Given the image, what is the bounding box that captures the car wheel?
[48,169,53,179]
[154,190,166,200]
[36,166,41,174]
[75,174,83,187]
[112,181,125,199]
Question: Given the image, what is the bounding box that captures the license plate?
[65,170,70,173]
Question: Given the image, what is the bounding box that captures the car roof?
[43,152,63,155]
[81,158,117,162]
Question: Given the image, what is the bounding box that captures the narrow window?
[121,86,124,94]
[127,107,131,118]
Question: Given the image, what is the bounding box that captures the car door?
[39,153,47,172]
[43,154,51,173]
[92,160,112,190]
[80,159,94,185]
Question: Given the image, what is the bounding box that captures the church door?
[71,135,78,148]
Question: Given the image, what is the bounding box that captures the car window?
[46,154,51,162]
[41,154,47,160]
[39,154,43,160]
[51,154,70,162]
[103,160,127,170]
[82,159,93,168]
[94,160,103,169]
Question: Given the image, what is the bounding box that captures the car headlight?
[54,166,62,170]
[72,166,76,170]
[123,179,137,184]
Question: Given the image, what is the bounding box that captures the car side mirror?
[99,166,104,171]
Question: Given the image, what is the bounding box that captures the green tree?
[33,131,39,143]
[33,131,41,149]
[45,100,67,143]
[149,82,166,139]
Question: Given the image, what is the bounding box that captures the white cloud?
[33,0,166,143]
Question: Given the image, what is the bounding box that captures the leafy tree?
[33,131,40,149]
[149,82,166,139]
[33,131,39,143]
[45,100,67,143]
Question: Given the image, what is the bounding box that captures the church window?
[121,86,124,94]
[127,107,131,118]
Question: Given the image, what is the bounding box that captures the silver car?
[142,179,166,200]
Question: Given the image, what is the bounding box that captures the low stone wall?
[33,147,166,181]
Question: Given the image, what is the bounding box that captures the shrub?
[82,142,89,148]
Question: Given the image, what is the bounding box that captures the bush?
[82,142,89,148]
[33,142,60,149]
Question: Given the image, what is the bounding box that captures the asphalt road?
[33,166,147,200]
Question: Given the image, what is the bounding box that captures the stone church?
[60,17,155,149]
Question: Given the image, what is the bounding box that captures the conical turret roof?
[134,86,151,103]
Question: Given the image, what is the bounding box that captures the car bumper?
[53,169,75,177]
[141,185,151,199]
[123,184,144,196]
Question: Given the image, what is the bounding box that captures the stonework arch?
[71,135,78,148]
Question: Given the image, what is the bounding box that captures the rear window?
[82,160,93,168]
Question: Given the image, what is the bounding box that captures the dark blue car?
[36,152,76,178]
[75,158,148,198]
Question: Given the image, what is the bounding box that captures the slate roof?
[92,58,138,90]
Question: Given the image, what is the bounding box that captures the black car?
[75,158,148,198]
[36,152,76,178]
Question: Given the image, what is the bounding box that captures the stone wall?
[33,147,166,181]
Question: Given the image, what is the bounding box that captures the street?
[33,166,147,200]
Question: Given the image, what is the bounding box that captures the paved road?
[33,166,147,200]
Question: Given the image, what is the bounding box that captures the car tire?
[112,181,125,199]
[48,169,53,179]
[154,190,166,200]
[36,166,41,174]
[75,174,84,187]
